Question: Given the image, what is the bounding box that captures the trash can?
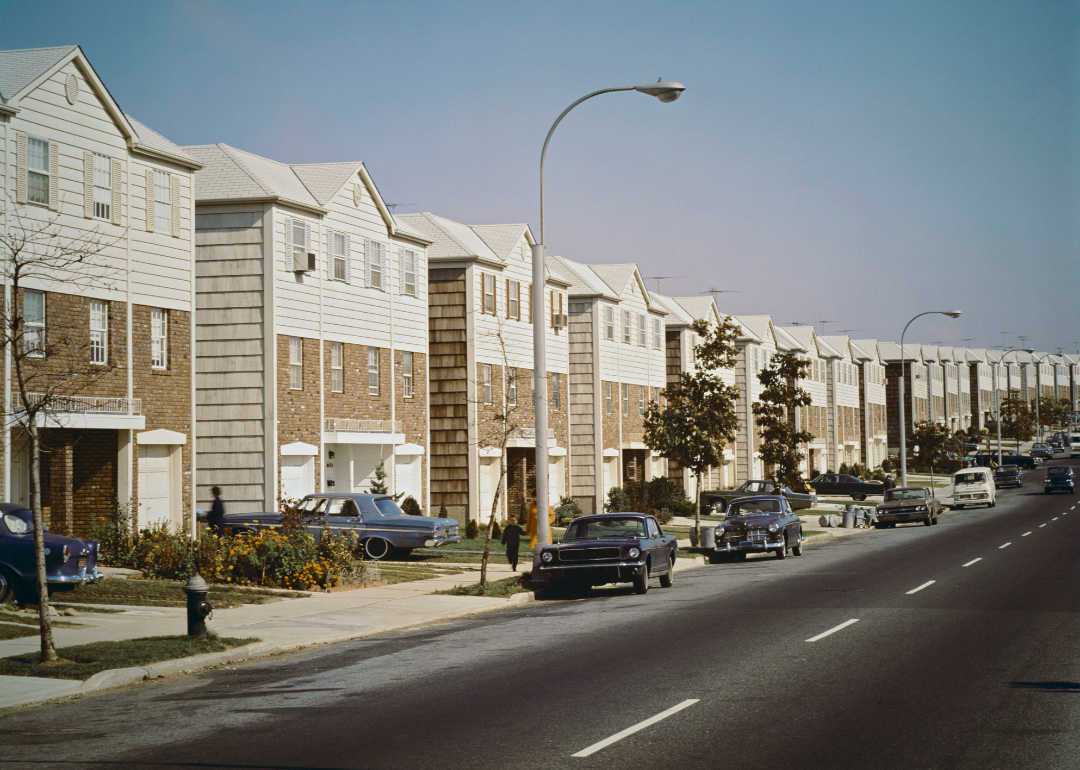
[701,526,716,549]
[842,506,856,529]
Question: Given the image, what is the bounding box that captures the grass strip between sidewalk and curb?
[0,623,40,640]
[0,633,260,680]
[44,578,309,609]
[435,574,531,598]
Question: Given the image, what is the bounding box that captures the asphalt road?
[2,459,1079,770]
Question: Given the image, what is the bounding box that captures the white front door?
[548,457,564,501]
[280,456,313,502]
[10,441,27,507]
[478,457,496,522]
[395,456,421,503]
[138,445,173,530]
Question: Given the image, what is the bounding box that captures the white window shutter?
[15,133,27,204]
[111,159,122,225]
[285,218,293,270]
[145,168,155,232]
[304,223,312,271]
[399,249,405,294]
[171,174,180,237]
[418,253,426,303]
[364,239,373,288]
[344,234,351,284]
[48,141,59,211]
[83,151,94,218]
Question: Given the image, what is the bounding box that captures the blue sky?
[4,0,1076,351]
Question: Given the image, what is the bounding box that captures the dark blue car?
[1044,466,1075,494]
[221,494,460,560]
[0,504,103,603]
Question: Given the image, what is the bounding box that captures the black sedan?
[973,450,1038,470]
[0,504,102,603]
[223,494,459,560]
[710,496,803,563]
[809,473,885,501]
[993,466,1024,488]
[700,480,817,514]
[531,514,676,596]
[1044,466,1075,494]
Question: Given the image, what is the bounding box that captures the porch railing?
[13,393,142,415]
[325,418,401,433]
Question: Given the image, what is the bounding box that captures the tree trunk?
[692,469,702,546]
[478,460,505,588]
[29,426,57,662]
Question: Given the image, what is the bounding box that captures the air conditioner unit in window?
[293,252,316,272]
[553,313,567,329]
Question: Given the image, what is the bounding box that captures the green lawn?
[0,633,259,680]
[435,574,531,598]
[0,623,39,640]
[368,563,467,585]
[46,579,308,609]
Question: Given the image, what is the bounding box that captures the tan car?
[874,487,942,528]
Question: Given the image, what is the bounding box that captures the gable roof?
[817,335,849,359]
[877,341,922,362]
[774,326,807,352]
[472,224,532,260]
[849,339,877,362]
[733,315,774,344]
[649,293,695,326]
[671,296,721,324]
[0,45,77,107]
[549,257,620,299]
[292,162,365,207]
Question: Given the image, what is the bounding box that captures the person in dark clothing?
[500,516,525,571]
[883,475,896,492]
[207,486,226,535]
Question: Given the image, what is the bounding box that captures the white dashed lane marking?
[1000,542,1012,549]
[1022,532,1032,537]
[1053,517,1059,521]
[1040,524,1047,528]
[963,558,982,567]
[906,580,936,594]
[571,700,700,757]
[806,619,860,643]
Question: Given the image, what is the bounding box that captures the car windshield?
[1034,443,1050,449]
[728,499,782,516]
[298,497,328,515]
[1047,467,1072,477]
[2,509,33,534]
[954,473,986,484]
[996,467,1019,474]
[885,488,928,500]
[563,517,646,541]
[374,498,407,517]
[739,481,770,493]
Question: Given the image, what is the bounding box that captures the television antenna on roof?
[646,275,684,292]
[838,329,858,336]
[385,202,418,213]
[700,287,740,305]
[818,320,833,336]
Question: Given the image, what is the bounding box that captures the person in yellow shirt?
[525,501,556,549]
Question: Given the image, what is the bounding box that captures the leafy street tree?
[0,205,122,662]
[910,420,953,487]
[752,352,814,491]
[999,392,1036,450]
[1037,395,1072,430]
[644,318,741,544]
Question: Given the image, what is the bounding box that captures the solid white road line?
[962,558,982,567]
[571,699,699,757]
[1000,542,1012,549]
[805,619,860,642]
[1022,532,1032,537]
[906,580,936,594]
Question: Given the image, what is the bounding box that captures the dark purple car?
[0,504,102,603]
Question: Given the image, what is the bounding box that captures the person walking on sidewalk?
[501,516,525,571]
[208,486,226,535]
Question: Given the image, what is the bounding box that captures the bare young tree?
[0,204,122,662]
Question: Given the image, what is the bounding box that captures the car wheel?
[955,505,965,510]
[874,522,886,529]
[633,563,650,594]
[0,568,16,605]
[708,552,725,565]
[924,515,933,527]
[775,535,787,560]
[853,494,867,501]
[659,562,673,589]
[734,552,748,562]
[932,514,940,525]
[363,537,393,560]
[792,530,803,556]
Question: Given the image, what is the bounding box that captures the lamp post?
[898,310,961,487]
[995,348,1033,465]
[1033,352,1052,443]
[531,80,685,550]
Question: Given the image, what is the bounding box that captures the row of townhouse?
[4,47,1079,538]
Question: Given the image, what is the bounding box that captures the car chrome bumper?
[423,535,461,547]
[713,539,783,553]
[48,566,103,585]
[877,512,929,522]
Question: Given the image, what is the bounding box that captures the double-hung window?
[637,315,646,347]
[154,170,172,235]
[90,300,107,365]
[622,383,630,415]
[482,364,492,404]
[604,306,614,340]
[368,242,385,290]
[401,250,417,296]
[93,154,112,220]
[289,337,303,389]
[507,279,519,320]
[508,370,517,406]
[605,381,612,415]
[652,318,661,350]
[24,290,45,357]
[368,347,380,395]
[403,351,414,398]
[638,386,645,415]
[622,311,631,344]
[483,274,495,314]
[331,231,348,281]
[552,373,560,410]
[27,138,50,206]
[330,342,343,393]
[151,308,168,369]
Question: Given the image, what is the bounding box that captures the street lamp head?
[943,310,962,319]
[635,79,685,103]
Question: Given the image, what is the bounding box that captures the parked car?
[531,513,676,595]
[700,480,817,514]
[949,467,996,509]
[0,504,102,603]
[710,496,803,563]
[808,473,885,501]
[993,466,1024,489]
[1044,466,1075,494]
[1030,443,1054,460]
[973,450,1038,470]
[1049,439,1064,455]
[1071,433,1080,458]
[223,494,460,560]
[874,487,942,527]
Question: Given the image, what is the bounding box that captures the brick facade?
[277,334,322,492]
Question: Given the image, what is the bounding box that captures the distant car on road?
[1044,466,1075,495]
[531,513,677,596]
[700,480,816,514]
[0,504,102,603]
[993,466,1024,489]
[1030,443,1054,460]
[874,487,942,527]
[1071,433,1080,458]
[710,496,803,563]
[808,473,885,501]
[223,494,460,560]
[972,450,1037,470]
[950,467,996,509]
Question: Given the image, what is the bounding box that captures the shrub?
[130,524,197,580]
[839,462,849,475]
[655,507,675,525]
[89,500,135,567]
[492,520,502,539]
[605,486,631,513]
[881,456,898,473]
[465,518,479,540]
[554,496,584,525]
[438,503,448,518]
[606,478,693,516]
[400,496,422,516]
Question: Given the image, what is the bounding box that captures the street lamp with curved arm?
[531,80,685,550]
[898,310,961,487]
[1032,351,1053,442]
[995,347,1034,465]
